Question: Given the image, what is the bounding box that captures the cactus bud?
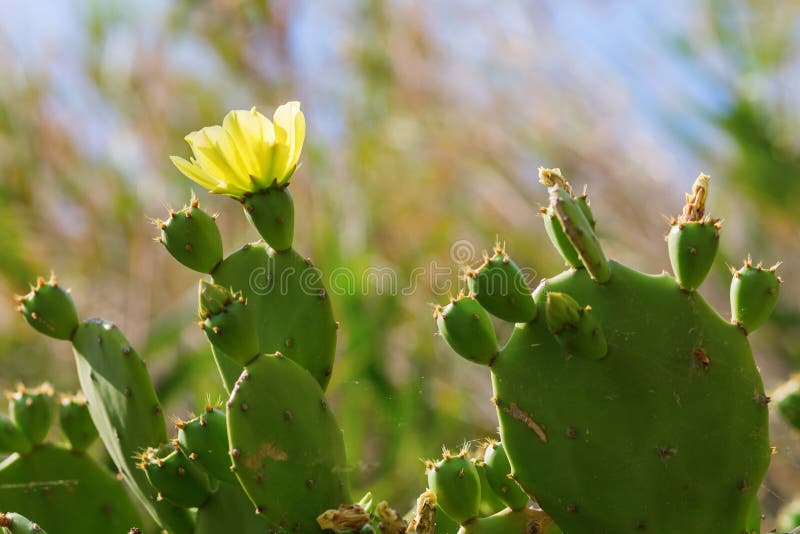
[158,201,223,273]
[17,275,78,340]
[545,292,607,360]
[9,383,55,445]
[59,392,98,452]
[466,247,537,323]
[668,174,720,291]
[177,406,236,483]
[435,294,498,365]
[730,258,781,333]
[426,452,481,525]
[198,281,259,365]
[0,415,32,454]
[483,442,529,511]
[140,446,212,508]
[243,184,295,251]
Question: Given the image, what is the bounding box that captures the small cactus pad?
[243,185,295,251]
[16,276,78,340]
[140,446,213,508]
[544,292,607,360]
[0,416,31,455]
[466,248,537,323]
[426,451,481,524]
[198,282,259,366]
[474,461,506,517]
[70,318,193,533]
[483,442,528,511]
[540,206,581,269]
[227,353,350,530]
[730,258,781,333]
[177,406,236,483]
[0,444,141,533]
[667,174,721,292]
[211,243,337,391]
[0,513,46,534]
[8,384,54,445]
[58,393,98,452]
[435,294,498,365]
[157,199,223,273]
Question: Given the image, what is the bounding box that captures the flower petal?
[170,156,219,191]
[273,101,305,183]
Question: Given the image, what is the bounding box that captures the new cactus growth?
[426,449,482,525]
[436,168,777,533]
[7,384,53,445]
[58,393,98,452]
[482,442,528,511]
[465,246,537,323]
[156,198,223,274]
[434,294,498,365]
[15,275,78,340]
[176,406,236,484]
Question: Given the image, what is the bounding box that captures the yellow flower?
[170,101,305,198]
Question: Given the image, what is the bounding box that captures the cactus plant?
[4,101,788,533]
[435,168,778,533]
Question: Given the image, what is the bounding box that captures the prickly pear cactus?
[0,384,141,533]
[436,169,778,533]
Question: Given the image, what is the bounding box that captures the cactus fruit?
[176,406,236,484]
[243,185,295,251]
[7,384,53,445]
[667,173,721,292]
[730,257,782,333]
[139,445,213,508]
[434,294,498,365]
[775,375,800,430]
[426,450,481,525]
[0,416,31,455]
[227,352,350,530]
[0,513,45,534]
[198,282,258,366]
[465,247,537,323]
[436,169,776,533]
[156,198,223,273]
[15,275,78,340]
[58,393,98,452]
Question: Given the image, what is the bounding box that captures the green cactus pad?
[0,444,140,533]
[466,249,537,323]
[211,243,337,391]
[730,258,781,333]
[58,393,98,452]
[227,353,350,530]
[575,190,595,230]
[195,482,277,533]
[177,406,236,483]
[540,207,581,269]
[435,295,498,365]
[243,185,295,251]
[8,384,54,445]
[0,513,45,534]
[744,498,761,534]
[141,446,213,508]
[483,442,528,511]
[16,277,78,340]
[71,319,193,533]
[458,508,560,534]
[491,262,770,533]
[544,292,607,360]
[667,221,720,292]
[426,453,481,524]
[199,282,259,366]
[158,200,223,274]
[0,416,31,455]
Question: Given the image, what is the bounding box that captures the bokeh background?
[1,0,799,529]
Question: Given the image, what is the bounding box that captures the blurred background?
[0,0,799,528]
